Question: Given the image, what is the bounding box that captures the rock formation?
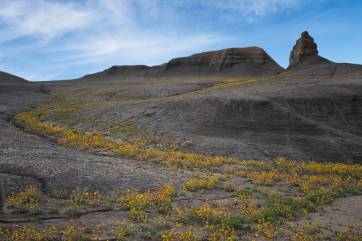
[164,47,284,75]
[84,47,284,79]
[288,31,327,69]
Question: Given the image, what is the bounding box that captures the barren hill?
[0,71,49,117]
[0,71,29,86]
[82,46,283,80]
[163,47,284,76]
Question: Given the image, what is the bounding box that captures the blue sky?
[0,0,361,81]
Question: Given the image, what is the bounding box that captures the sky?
[0,0,361,81]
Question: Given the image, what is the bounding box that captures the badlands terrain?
[0,31,361,240]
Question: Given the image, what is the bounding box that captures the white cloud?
[0,0,305,42]
[0,0,95,42]
[0,1,221,60]
[196,0,306,21]
[0,0,309,80]
[71,33,224,64]
[240,0,304,16]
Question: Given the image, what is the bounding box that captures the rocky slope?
[82,46,283,79]
[82,65,156,79]
[163,47,284,76]
[0,71,49,118]
[0,71,28,86]
[61,31,362,163]
[0,73,176,195]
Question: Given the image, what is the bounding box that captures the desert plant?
[112,221,137,241]
[6,186,41,214]
[62,221,88,241]
[336,225,362,241]
[162,225,199,241]
[223,181,235,192]
[175,204,227,226]
[206,223,238,241]
[118,185,176,222]
[263,195,295,221]
[225,215,250,230]
[183,175,220,192]
[0,225,58,241]
[253,218,277,239]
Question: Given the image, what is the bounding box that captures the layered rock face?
[164,47,284,76]
[288,31,327,69]
[84,47,284,79]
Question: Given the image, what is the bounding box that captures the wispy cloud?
[174,0,308,22]
[204,0,306,18]
[0,0,315,80]
[0,0,94,43]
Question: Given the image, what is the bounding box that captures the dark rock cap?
[288,31,319,68]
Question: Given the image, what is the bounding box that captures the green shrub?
[225,215,251,230]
